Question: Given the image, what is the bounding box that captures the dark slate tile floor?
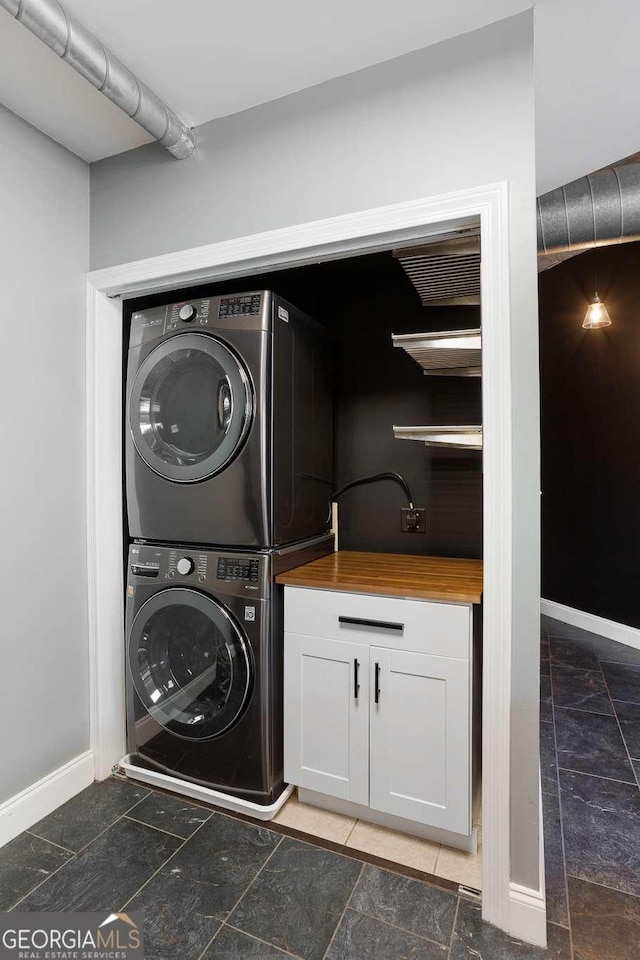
[0,778,553,960]
[2,614,639,958]
[540,614,640,960]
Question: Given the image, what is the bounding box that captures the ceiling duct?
[0,0,196,159]
[394,234,481,306]
[537,163,640,259]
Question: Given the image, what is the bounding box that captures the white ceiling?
[0,0,532,163]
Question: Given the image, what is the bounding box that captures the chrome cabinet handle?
[354,658,360,700]
[374,662,381,704]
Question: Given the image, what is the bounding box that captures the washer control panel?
[217,556,260,583]
[128,545,268,597]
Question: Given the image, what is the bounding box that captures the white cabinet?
[369,647,470,833]
[284,634,369,804]
[284,587,474,838]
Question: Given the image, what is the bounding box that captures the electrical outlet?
[401,507,426,533]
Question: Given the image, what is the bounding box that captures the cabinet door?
[284,633,369,804]
[369,647,470,834]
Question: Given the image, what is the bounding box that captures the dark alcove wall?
[127,251,483,558]
[539,242,640,627]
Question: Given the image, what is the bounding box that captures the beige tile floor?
[273,786,483,890]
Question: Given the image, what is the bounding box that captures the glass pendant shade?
[583,296,612,329]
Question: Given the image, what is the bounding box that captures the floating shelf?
[393,234,481,306]
[393,425,483,451]
[392,329,481,377]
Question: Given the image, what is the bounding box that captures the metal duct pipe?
[537,163,640,255]
[0,0,196,159]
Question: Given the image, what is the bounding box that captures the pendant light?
[583,262,611,329]
[583,295,612,329]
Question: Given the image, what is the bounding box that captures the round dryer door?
[129,332,253,482]
[128,588,253,741]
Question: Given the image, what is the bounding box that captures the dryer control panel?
[128,290,274,348]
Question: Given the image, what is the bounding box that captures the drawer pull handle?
[338,616,404,632]
[374,662,381,704]
[354,658,360,700]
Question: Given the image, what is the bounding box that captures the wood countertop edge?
[275,551,483,605]
[276,580,482,604]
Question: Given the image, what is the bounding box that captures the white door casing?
[85,183,544,942]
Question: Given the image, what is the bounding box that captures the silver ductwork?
[537,163,640,256]
[0,0,196,159]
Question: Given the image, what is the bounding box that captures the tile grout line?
[10,790,158,911]
[343,817,358,846]
[225,832,285,918]
[221,922,306,959]
[446,894,461,960]
[24,831,76,856]
[555,765,637,787]
[600,673,640,791]
[209,803,458,898]
[28,785,155,860]
[564,871,640,901]
[553,647,637,786]
[320,861,365,960]
[609,695,640,707]
[433,843,442,876]
[192,827,288,960]
[119,810,216,912]
[9,848,79,912]
[346,903,458,950]
[123,813,192,840]
[548,655,575,960]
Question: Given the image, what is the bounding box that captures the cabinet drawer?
[284,587,471,659]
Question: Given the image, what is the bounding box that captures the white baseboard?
[0,750,94,848]
[541,598,640,652]
[508,882,547,947]
[505,777,546,947]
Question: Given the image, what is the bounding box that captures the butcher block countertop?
[276,551,483,604]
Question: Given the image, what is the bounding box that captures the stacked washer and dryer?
[122,291,333,815]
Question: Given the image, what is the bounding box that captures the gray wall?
[0,104,90,803]
[90,14,540,891]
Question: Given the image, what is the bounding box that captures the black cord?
[332,472,414,509]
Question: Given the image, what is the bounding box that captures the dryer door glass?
[129,332,253,483]
[129,588,253,741]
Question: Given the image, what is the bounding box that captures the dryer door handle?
[217,377,233,434]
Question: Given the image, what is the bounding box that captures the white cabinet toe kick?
[282,585,481,851]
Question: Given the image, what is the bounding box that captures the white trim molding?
[0,751,94,848]
[86,183,538,941]
[505,778,546,948]
[508,883,547,948]
[542,598,640,652]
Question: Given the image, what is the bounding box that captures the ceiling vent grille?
[394,235,481,306]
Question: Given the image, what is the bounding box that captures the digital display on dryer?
[218,295,262,318]
[217,557,259,582]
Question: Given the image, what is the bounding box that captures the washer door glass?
[129,332,253,482]
[129,589,253,741]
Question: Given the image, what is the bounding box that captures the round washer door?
[128,588,253,741]
[129,332,253,483]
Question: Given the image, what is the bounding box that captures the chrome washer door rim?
[128,588,253,741]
